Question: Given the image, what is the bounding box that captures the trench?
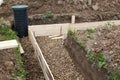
[36,36,85,80]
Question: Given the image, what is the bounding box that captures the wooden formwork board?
[0,40,18,50]
[0,40,24,54]
[29,20,120,37]
[28,20,120,80]
[70,20,120,31]
[29,29,55,80]
[29,23,70,36]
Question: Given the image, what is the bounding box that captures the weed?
[68,29,74,35]
[105,22,114,27]
[78,41,84,48]
[82,35,93,41]
[74,36,78,41]
[42,13,54,18]
[86,51,106,68]
[0,23,17,40]
[87,50,95,62]
[12,46,26,80]
[108,69,120,80]
[86,28,94,34]
[95,53,106,68]
[59,13,69,17]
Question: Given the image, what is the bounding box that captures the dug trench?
[64,35,108,80]
[36,36,85,80]
[36,35,108,80]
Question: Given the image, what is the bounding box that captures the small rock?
[92,3,99,11]
[94,42,97,45]
[4,61,14,69]
[57,0,63,5]
[17,77,22,80]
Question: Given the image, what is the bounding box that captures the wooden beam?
[29,23,70,36]
[0,40,18,50]
[29,29,55,80]
[70,20,120,31]
[29,20,120,37]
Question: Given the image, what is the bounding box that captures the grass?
[12,46,26,80]
[82,35,93,41]
[78,41,84,48]
[68,29,74,35]
[0,23,17,41]
[59,13,69,17]
[42,12,54,18]
[105,22,114,27]
[82,28,94,42]
[86,28,94,35]
[95,53,106,68]
[87,50,106,68]
[108,69,120,80]
[0,21,26,79]
[87,50,95,62]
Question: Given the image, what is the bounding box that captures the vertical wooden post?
[71,15,75,24]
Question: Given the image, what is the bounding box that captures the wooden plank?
[29,29,55,80]
[70,20,120,31]
[29,23,70,36]
[29,20,120,37]
[0,40,18,50]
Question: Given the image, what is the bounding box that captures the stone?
[57,0,63,5]
[4,61,14,70]
[92,3,99,11]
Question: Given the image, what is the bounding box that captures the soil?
[0,0,120,24]
[29,14,71,25]
[20,37,45,80]
[0,49,18,80]
[64,35,108,80]
[74,25,120,71]
[36,36,85,80]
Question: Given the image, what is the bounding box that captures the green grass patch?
[68,29,74,35]
[12,46,26,80]
[95,53,106,68]
[0,23,17,41]
[41,13,54,18]
[86,28,94,35]
[108,69,120,80]
[105,22,114,27]
[87,50,95,62]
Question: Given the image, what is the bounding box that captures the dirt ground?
[36,36,84,80]
[20,37,45,80]
[1,0,120,80]
[0,49,18,80]
[0,0,120,23]
[74,25,120,71]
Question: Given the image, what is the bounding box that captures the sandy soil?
[36,36,84,80]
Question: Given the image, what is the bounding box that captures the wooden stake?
[71,15,75,24]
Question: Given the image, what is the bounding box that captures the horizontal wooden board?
[0,40,18,50]
[29,20,120,37]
